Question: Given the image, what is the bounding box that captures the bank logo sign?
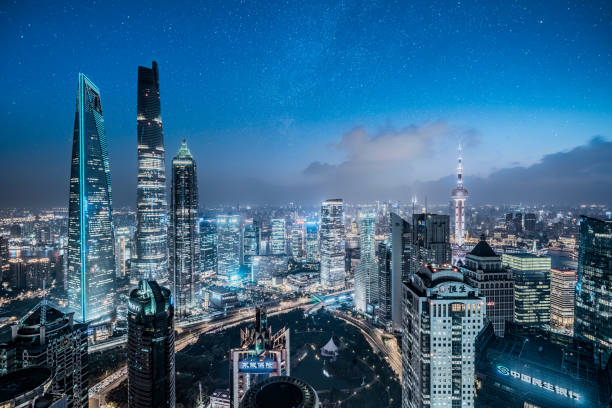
[496,364,580,401]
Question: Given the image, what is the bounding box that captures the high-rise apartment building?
[355,210,376,314]
[169,140,199,318]
[550,267,576,332]
[401,264,484,408]
[390,212,411,332]
[305,220,318,263]
[128,280,175,408]
[376,240,392,331]
[199,218,217,276]
[502,253,551,327]
[243,219,260,267]
[320,199,345,289]
[134,61,168,283]
[270,218,286,255]
[460,235,514,337]
[67,73,116,323]
[575,216,612,367]
[217,215,241,278]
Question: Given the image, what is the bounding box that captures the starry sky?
[1,0,612,207]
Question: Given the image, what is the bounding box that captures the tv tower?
[451,142,468,246]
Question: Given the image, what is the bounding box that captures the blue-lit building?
[305,220,318,264]
[354,210,376,314]
[270,218,286,256]
[134,61,168,284]
[575,216,612,368]
[199,218,217,276]
[67,73,116,323]
[320,199,345,289]
[217,215,241,278]
[243,219,260,267]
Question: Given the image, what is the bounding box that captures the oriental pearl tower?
[451,143,468,247]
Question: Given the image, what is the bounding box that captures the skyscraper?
[502,253,551,327]
[270,218,286,255]
[169,140,199,318]
[354,210,376,314]
[67,73,116,323]
[128,280,175,408]
[217,215,241,278]
[376,240,392,331]
[243,219,260,266]
[402,264,485,408]
[450,143,468,246]
[320,199,345,289]
[290,220,304,260]
[575,216,612,367]
[550,267,576,332]
[390,212,411,332]
[460,235,514,337]
[305,220,318,263]
[410,213,451,276]
[134,61,168,283]
[199,218,217,276]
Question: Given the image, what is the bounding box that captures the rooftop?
[0,367,52,402]
[468,235,498,258]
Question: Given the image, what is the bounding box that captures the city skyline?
[1,1,612,207]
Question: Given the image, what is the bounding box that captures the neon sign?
[496,365,579,401]
[239,358,277,373]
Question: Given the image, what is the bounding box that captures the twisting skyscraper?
[134,61,168,283]
[169,140,199,318]
[451,143,468,247]
[320,199,345,289]
[68,73,116,323]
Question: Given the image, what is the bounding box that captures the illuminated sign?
[127,300,142,314]
[433,282,469,295]
[496,365,579,401]
[239,358,277,373]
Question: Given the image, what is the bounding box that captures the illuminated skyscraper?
[115,226,133,278]
[243,219,260,266]
[451,143,468,246]
[169,140,198,318]
[305,220,318,263]
[217,215,241,278]
[270,218,286,255]
[391,212,411,332]
[320,199,345,289]
[376,240,392,331]
[575,216,612,367]
[67,73,116,323]
[128,280,175,408]
[134,61,168,283]
[550,267,576,332]
[199,218,217,276]
[355,210,376,314]
[290,220,304,260]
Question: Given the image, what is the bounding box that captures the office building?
[401,264,485,408]
[575,216,612,367]
[450,143,468,246]
[134,61,168,283]
[290,220,304,260]
[115,226,132,278]
[199,218,217,276]
[243,219,260,267]
[270,218,286,255]
[239,376,319,408]
[305,220,318,263]
[355,210,376,314]
[169,140,199,318]
[376,240,392,331]
[410,213,452,277]
[550,268,576,332]
[67,73,116,323]
[460,235,514,337]
[217,215,241,278]
[229,307,290,408]
[524,213,537,233]
[391,212,411,332]
[252,255,288,284]
[320,199,345,289]
[128,280,175,408]
[0,301,88,407]
[502,253,551,327]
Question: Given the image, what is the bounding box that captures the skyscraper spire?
[451,141,469,247]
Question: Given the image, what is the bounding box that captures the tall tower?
[169,140,199,318]
[134,61,168,284]
[354,210,376,314]
[320,199,345,289]
[128,280,175,408]
[217,215,241,278]
[451,143,468,247]
[67,73,116,323]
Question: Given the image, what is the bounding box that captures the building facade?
[270,218,286,256]
[169,140,199,318]
[376,240,392,331]
[127,280,175,408]
[410,214,452,277]
[575,216,612,367]
[305,220,318,263]
[460,235,514,337]
[134,61,168,283]
[67,73,116,323]
[391,212,412,332]
[320,199,345,289]
[243,219,260,267]
[550,267,576,332]
[199,218,217,276]
[355,210,376,314]
[217,215,241,278]
[502,253,551,327]
[402,264,485,408]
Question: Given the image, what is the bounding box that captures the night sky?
[1,0,612,207]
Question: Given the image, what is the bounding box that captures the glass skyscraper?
[243,219,260,266]
[320,199,345,289]
[67,73,116,323]
[199,218,217,275]
[217,215,241,278]
[305,219,318,263]
[376,240,392,331]
[390,212,411,332]
[169,140,198,318]
[575,216,612,367]
[134,61,168,284]
[355,210,376,313]
[270,218,286,255]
